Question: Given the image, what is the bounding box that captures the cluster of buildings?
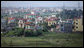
[18,13,43,30]
[6,13,83,32]
[1,7,83,33]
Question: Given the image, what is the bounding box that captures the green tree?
[14,28,24,36]
[24,30,43,37]
[6,31,15,36]
[41,22,48,32]
[24,30,33,37]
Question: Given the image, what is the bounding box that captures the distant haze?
[1,1,83,8]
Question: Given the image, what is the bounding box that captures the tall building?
[73,18,83,32]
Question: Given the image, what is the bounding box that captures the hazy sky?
[1,1,83,7]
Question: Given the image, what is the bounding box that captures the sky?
[1,1,83,8]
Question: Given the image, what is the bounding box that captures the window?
[49,22,51,24]
[26,26,27,29]
[61,24,63,27]
[21,24,22,27]
[28,26,30,29]
[50,22,52,24]
[76,23,78,25]
[74,29,75,31]
[76,19,78,21]
[72,26,74,29]
[76,27,78,28]
[54,23,56,25]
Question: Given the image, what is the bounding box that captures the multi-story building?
[73,18,83,32]
[18,14,36,30]
[24,14,36,19]
[25,22,35,30]
[35,16,43,24]
[60,22,73,32]
[8,17,15,24]
[18,19,25,28]
[47,17,59,26]
[59,19,73,32]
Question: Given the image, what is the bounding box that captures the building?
[1,18,7,32]
[35,25,43,30]
[24,14,36,19]
[60,22,73,32]
[73,18,83,32]
[35,16,43,24]
[25,22,35,30]
[18,19,35,30]
[8,17,15,24]
[18,14,36,30]
[47,17,59,26]
[18,19,25,28]
[8,10,12,15]
[59,19,73,32]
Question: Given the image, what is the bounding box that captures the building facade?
[73,18,83,32]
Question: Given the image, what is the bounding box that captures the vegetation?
[1,27,44,37]
[60,9,83,20]
[1,8,83,47]
[1,28,24,37]
[24,30,43,37]
[1,32,83,47]
[6,31,15,37]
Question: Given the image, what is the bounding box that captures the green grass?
[1,32,83,47]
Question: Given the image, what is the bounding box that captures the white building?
[31,11,35,14]
[35,16,43,24]
[18,20,24,28]
[9,10,12,15]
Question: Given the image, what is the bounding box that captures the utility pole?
[30,4,31,12]
[62,2,65,10]
[78,2,80,18]
[62,2,66,19]
[78,2,80,10]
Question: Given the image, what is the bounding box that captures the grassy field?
[1,32,83,47]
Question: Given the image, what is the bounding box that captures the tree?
[43,26,48,32]
[24,30,33,37]
[36,30,43,35]
[6,31,15,37]
[42,22,48,32]
[14,28,24,36]
[60,9,83,19]
[24,30,43,37]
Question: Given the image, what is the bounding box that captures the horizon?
[1,1,83,8]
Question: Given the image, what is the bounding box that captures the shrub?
[14,28,24,36]
[36,30,43,35]
[24,30,43,37]
[24,30,32,37]
[42,27,48,32]
[6,31,15,37]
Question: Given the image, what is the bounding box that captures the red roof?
[74,17,81,19]
[8,17,15,20]
[25,22,32,24]
[56,25,60,29]
[47,17,59,21]
[66,19,72,20]
[36,16,40,18]
[18,18,24,20]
